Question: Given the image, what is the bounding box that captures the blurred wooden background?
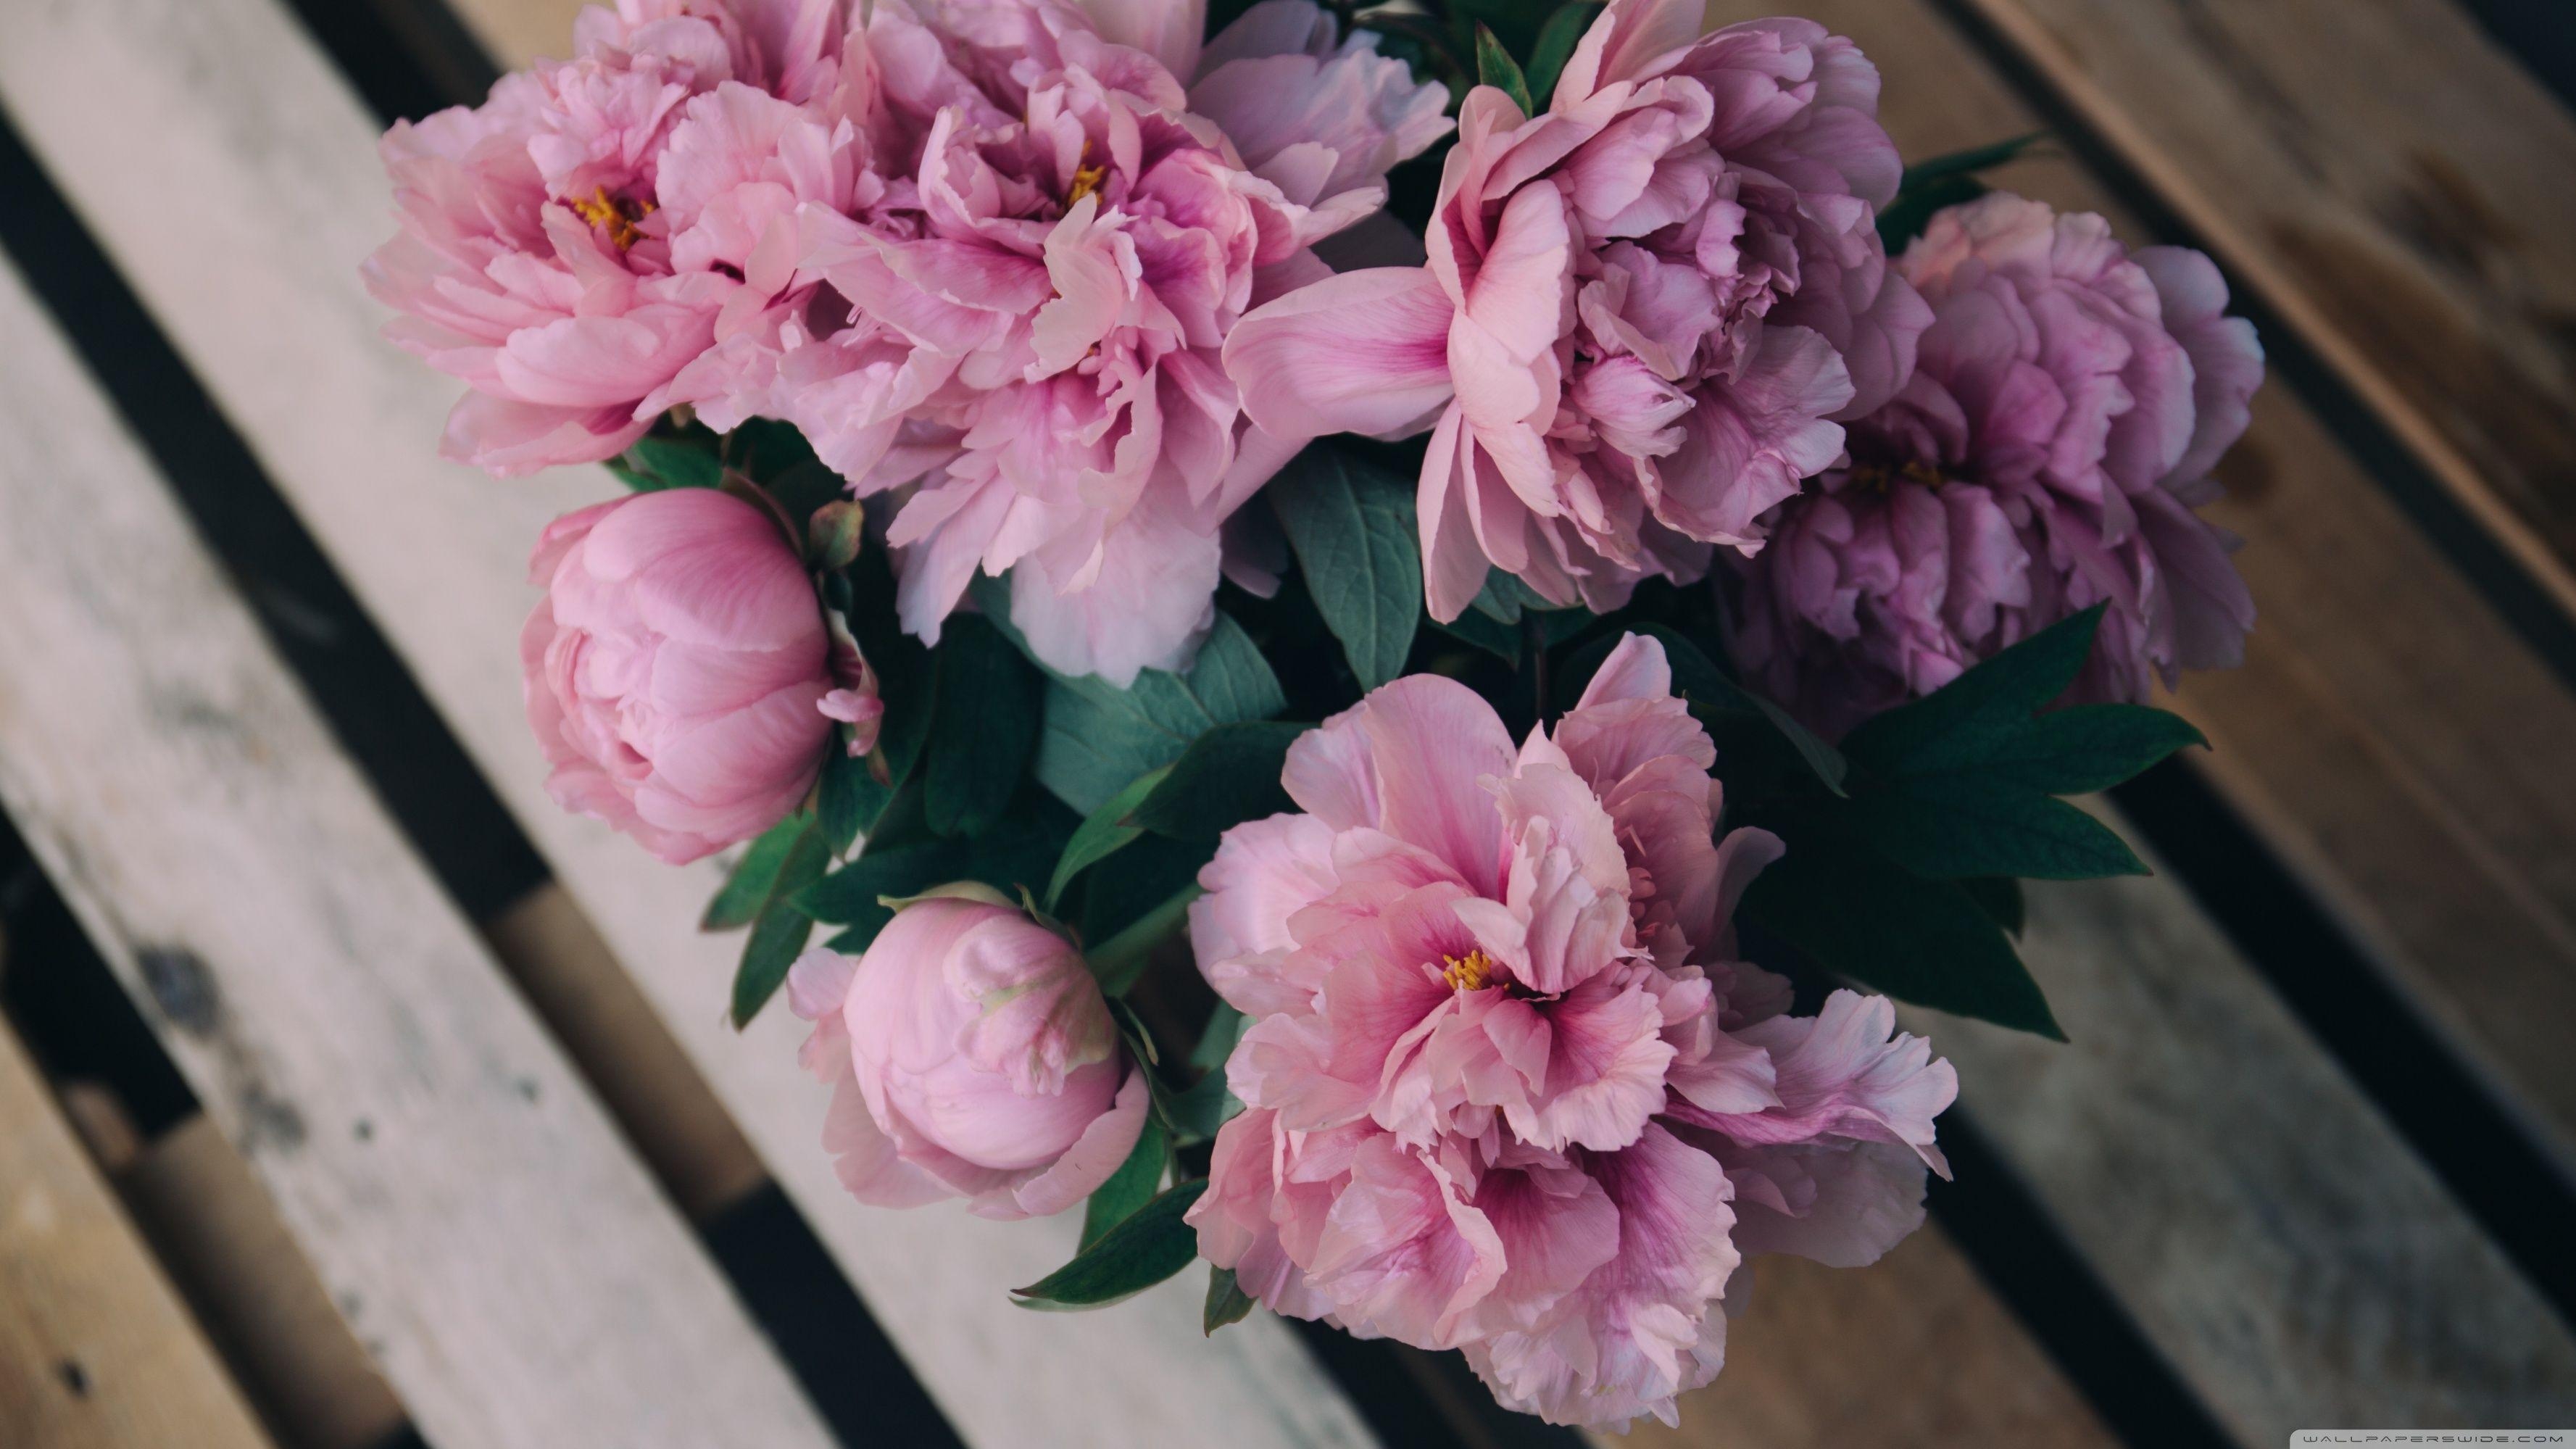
[0,0,2572,1445]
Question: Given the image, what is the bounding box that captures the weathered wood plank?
[0,1,1377,1443]
[1766,0,2576,1198]
[0,256,836,1449]
[1924,829,2576,1440]
[1618,1229,2114,1449]
[1952,0,2576,617]
[0,1017,275,1449]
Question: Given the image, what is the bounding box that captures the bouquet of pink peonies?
[368,0,2259,1429]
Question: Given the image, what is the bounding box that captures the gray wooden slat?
[0,0,1377,1442]
[0,256,838,1449]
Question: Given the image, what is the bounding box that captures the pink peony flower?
[1183,634,1955,1427]
[733,0,1450,684]
[1724,193,2262,736]
[366,0,864,473]
[1222,0,1928,623]
[521,486,837,864]
[788,890,1150,1218]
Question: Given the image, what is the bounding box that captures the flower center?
[1439,950,1497,992]
[572,186,655,251]
[1845,457,1949,496]
[1065,158,1110,209]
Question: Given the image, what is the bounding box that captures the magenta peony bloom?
[521,486,838,864]
[1724,193,2263,736]
[727,0,1450,684]
[1222,0,1927,622]
[787,891,1150,1218]
[366,0,864,473]
[1183,634,1955,1427]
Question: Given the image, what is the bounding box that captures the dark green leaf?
[729,819,831,1027]
[1991,705,2208,795]
[615,433,723,492]
[1842,605,2105,776]
[1431,603,1524,662]
[798,802,1073,950]
[1961,876,2024,938]
[820,552,934,852]
[1743,829,2063,1038]
[925,616,1040,838]
[1132,721,1305,841]
[1077,833,1208,950]
[1522,1,1600,109]
[1023,608,1287,814]
[1451,0,1541,63]
[1204,1266,1255,1334]
[701,815,813,931]
[1047,765,1172,910]
[1168,1068,1239,1144]
[1013,1179,1209,1308]
[1268,446,1422,690]
[1087,884,1202,997]
[1848,778,2148,880]
[1877,173,1989,251]
[1567,623,1849,797]
[1081,1118,1170,1250]
[1473,23,1534,115]
[726,418,820,483]
[1189,1004,1247,1074]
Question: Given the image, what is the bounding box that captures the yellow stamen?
[1439,950,1497,992]
[1848,457,1949,494]
[571,185,655,251]
[1065,159,1110,208]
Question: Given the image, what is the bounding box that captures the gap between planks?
[0,1012,275,1449]
[0,250,839,1449]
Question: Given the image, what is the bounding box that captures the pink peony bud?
[520,486,836,864]
[788,892,1150,1220]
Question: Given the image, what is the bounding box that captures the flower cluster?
[1227,1,1928,619]
[370,0,1451,684]
[1185,634,1954,1426]
[1722,192,2262,736]
[373,0,2262,1434]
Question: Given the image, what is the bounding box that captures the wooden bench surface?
[1,0,2573,1444]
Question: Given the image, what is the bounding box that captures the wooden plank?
[1764,0,2576,1198]
[1620,1230,2114,1449]
[1950,0,2576,618]
[0,257,835,1449]
[0,1,1377,1443]
[1921,831,2576,1440]
[0,1017,275,1449]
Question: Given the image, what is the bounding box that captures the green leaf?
[1189,1004,1247,1074]
[1132,721,1305,842]
[1430,603,1524,662]
[1962,876,2025,938]
[615,433,723,492]
[798,802,1072,948]
[819,552,934,852]
[1081,1118,1170,1250]
[1742,829,2063,1039]
[1047,765,1172,911]
[1023,607,1287,814]
[1566,623,1849,797]
[1087,884,1202,997]
[1204,1266,1255,1334]
[925,616,1040,838]
[1013,1179,1209,1309]
[1451,0,1541,64]
[1989,705,2208,796]
[728,818,831,1027]
[701,815,813,931]
[726,418,820,483]
[1842,605,2106,775]
[1848,777,2148,880]
[1168,1068,1239,1145]
[1268,446,1423,690]
[1522,1,1601,109]
[1877,133,2048,250]
[1474,22,1535,116]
